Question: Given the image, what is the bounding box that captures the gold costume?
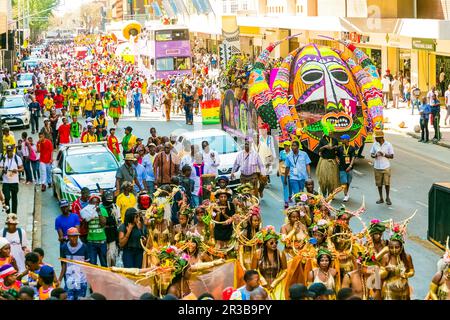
[381,259,412,300]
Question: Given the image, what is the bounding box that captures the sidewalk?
[0,183,36,247]
[383,100,450,148]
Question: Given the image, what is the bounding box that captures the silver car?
[0,95,30,129]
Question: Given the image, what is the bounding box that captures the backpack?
[2,228,23,247]
[0,154,20,168]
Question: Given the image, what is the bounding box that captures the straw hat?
[124,153,136,161]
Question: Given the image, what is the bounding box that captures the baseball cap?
[59,199,69,207]
[6,145,14,151]
[39,265,55,278]
[67,227,80,236]
[5,213,19,225]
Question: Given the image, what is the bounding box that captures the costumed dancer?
[251,226,288,299]
[426,237,450,300]
[212,188,236,249]
[280,205,310,260]
[108,94,122,127]
[307,248,337,295]
[236,205,262,271]
[316,123,340,197]
[380,220,415,300]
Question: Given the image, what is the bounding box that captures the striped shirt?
[232,150,266,176]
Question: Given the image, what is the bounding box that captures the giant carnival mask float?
[248,35,384,153]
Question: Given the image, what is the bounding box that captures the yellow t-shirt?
[44,98,54,111]
[94,100,104,111]
[93,117,108,128]
[84,99,94,111]
[3,134,16,153]
[116,193,137,222]
[82,133,97,143]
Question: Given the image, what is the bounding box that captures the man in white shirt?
[0,145,24,214]
[201,140,220,175]
[370,130,394,206]
[381,76,391,108]
[391,76,401,109]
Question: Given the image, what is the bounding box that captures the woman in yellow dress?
[251,226,288,299]
[380,230,415,300]
[237,206,262,270]
[280,206,310,260]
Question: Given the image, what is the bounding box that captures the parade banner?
[221,89,258,139]
[201,99,221,125]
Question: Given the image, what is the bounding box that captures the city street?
[37,106,446,299]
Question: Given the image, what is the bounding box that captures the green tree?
[12,0,60,41]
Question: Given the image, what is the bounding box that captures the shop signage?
[341,32,370,44]
[412,38,436,51]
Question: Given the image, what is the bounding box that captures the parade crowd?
[0,36,449,301]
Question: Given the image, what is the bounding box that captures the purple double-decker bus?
[140,24,193,80]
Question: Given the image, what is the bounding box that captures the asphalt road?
[37,106,447,299]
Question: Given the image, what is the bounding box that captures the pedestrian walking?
[85,195,108,267]
[57,116,71,146]
[107,128,121,161]
[100,191,120,267]
[21,132,33,184]
[28,96,40,134]
[132,87,143,118]
[2,125,16,154]
[284,140,311,197]
[142,143,156,196]
[391,76,401,108]
[445,85,450,126]
[115,153,142,196]
[370,130,394,206]
[231,139,266,198]
[121,126,137,156]
[411,84,421,115]
[55,199,80,245]
[439,67,446,96]
[278,140,292,208]
[418,97,431,143]
[381,75,391,108]
[201,140,220,176]
[0,214,29,273]
[118,208,145,269]
[153,142,180,187]
[336,134,356,202]
[27,136,40,184]
[59,227,89,300]
[0,145,24,213]
[69,115,82,144]
[37,132,53,192]
[182,85,194,125]
[71,187,91,244]
[256,123,276,188]
[430,93,442,142]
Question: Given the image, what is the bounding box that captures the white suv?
[176,129,242,188]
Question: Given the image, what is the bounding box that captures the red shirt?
[54,94,64,109]
[37,139,53,164]
[58,124,71,144]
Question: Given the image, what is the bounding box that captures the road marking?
[394,143,450,171]
[415,201,428,208]
[353,169,363,176]
[265,189,283,203]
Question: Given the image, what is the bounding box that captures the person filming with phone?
[0,145,24,214]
